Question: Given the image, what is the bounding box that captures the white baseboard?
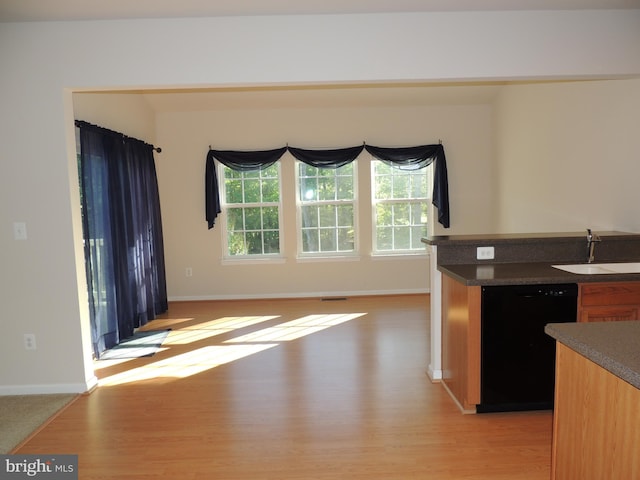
[0,376,98,396]
[427,365,443,381]
[168,288,429,302]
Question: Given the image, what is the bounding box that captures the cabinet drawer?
[580,282,640,307]
[580,305,640,323]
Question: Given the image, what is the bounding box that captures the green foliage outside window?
[373,161,430,252]
[220,159,429,258]
[223,164,281,256]
[299,163,355,254]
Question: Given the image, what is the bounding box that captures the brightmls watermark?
[0,455,77,479]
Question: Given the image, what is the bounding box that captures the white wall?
[155,103,493,299]
[1,10,639,394]
[493,78,640,233]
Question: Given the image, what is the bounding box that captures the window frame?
[219,162,285,263]
[295,160,359,260]
[371,159,432,256]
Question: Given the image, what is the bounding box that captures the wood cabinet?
[551,342,640,479]
[579,282,640,322]
[438,277,640,414]
[441,274,480,413]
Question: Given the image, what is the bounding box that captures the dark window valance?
[288,145,365,169]
[365,144,449,228]
[365,144,440,170]
[205,147,288,228]
[209,146,288,172]
[205,143,450,229]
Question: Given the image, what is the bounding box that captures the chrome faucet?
[586,229,601,263]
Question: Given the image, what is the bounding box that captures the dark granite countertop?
[438,262,640,286]
[422,231,637,246]
[545,321,640,390]
[424,230,640,285]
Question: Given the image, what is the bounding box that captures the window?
[221,164,282,257]
[372,161,431,253]
[297,162,356,255]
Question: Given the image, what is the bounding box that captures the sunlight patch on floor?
[163,316,280,345]
[182,315,281,330]
[93,347,172,370]
[137,317,196,330]
[98,344,278,386]
[97,312,365,386]
[225,313,366,343]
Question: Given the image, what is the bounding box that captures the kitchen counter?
[422,231,640,268]
[423,230,635,246]
[422,230,640,387]
[545,320,640,390]
[438,262,640,286]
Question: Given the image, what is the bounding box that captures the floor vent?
[321,297,348,301]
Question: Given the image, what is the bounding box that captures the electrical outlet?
[13,222,27,240]
[476,246,495,260]
[186,267,193,277]
[24,333,37,350]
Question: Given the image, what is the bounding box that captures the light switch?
[13,222,27,240]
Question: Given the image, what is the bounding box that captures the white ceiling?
[1,0,639,22]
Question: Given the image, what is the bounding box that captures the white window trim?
[221,256,287,266]
[295,160,359,258]
[296,254,362,263]
[370,160,432,256]
[371,252,429,260]
[219,162,285,261]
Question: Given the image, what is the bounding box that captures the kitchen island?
[545,321,640,480]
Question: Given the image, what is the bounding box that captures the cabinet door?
[580,305,640,323]
[578,282,640,323]
[580,282,640,306]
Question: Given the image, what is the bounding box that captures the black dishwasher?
[478,283,578,413]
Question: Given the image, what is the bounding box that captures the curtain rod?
[209,140,441,151]
[75,120,162,153]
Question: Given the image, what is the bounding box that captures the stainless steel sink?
[552,262,640,275]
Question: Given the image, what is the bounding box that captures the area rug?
[99,329,170,360]
[0,393,77,453]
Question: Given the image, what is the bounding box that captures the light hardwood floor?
[16,295,552,479]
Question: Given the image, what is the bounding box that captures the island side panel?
[441,274,481,412]
[551,343,640,480]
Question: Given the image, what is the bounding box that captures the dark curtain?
[364,144,449,228]
[77,121,168,358]
[288,145,365,169]
[206,147,287,228]
[209,146,287,171]
[206,143,450,229]
[205,151,222,229]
